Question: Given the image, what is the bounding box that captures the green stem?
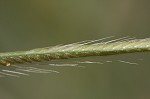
[0,38,150,66]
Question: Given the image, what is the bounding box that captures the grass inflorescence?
[0,36,150,66]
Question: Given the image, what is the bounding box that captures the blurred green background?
[0,0,150,99]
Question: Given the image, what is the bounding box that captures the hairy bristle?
[0,37,150,66]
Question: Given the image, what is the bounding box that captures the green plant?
[0,37,150,66]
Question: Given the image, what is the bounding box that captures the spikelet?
[0,36,150,66]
